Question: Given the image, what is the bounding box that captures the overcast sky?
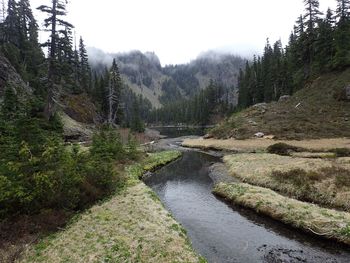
[31,0,336,66]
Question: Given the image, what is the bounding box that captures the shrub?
[90,126,125,161]
[330,148,350,157]
[125,133,139,160]
[267,143,305,156]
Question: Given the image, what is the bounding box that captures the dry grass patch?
[182,138,350,153]
[224,153,350,211]
[213,182,350,246]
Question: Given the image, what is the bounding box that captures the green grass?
[126,150,182,185]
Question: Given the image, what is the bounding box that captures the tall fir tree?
[78,36,90,92]
[38,0,74,120]
[302,0,323,77]
[107,59,123,125]
[333,0,350,68]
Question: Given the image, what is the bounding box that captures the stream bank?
[145,137,350,263]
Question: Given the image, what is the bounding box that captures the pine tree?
[303,0,323,76]
[107,59,123,125]
[333,0,350,68]
[314,9,335,72]
[58,27,75,87]
[38,0,74,120]
[336,0,350,21]
[4,0,20,46]
[130,97,144,133]
[78,36,90,91]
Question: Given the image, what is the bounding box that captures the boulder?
[252,103,267,109]
[254,132,265,138]
[279,95,291,102]
[203,133,213,139]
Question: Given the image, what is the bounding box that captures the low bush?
[330,148,350,157]
[267,143,305,156]
[0,125,139,218]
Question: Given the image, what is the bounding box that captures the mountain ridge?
[88,48,246,108]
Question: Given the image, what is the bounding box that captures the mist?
[31,0,336,66]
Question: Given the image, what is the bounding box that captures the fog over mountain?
[88,48,246,108]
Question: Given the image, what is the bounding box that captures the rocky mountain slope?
[88,48,246,108]
[210,68,350,140]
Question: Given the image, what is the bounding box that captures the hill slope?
[210,69,350,140]
[88,48,245,108]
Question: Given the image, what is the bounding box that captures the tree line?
[238,0,350,108]
[148,80,234,125]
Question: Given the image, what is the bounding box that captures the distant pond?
[152,126,210,138]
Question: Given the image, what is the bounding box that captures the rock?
[279,95,290,102]
[203,133,213,139]
[254,132,265,138]
[252,103,267,109]
[62,94,99,124]
[59,112,94,142]
[0,53,32,101]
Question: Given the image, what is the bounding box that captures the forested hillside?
[237,0,350,108]
[88,48,246,109]
[211,0,350,139]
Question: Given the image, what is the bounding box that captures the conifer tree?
[333,0,350,68]
[107,59,123,125]
[4,0,20,46]
[314,9,335,72]
[336,0,350,20]
[78,36,90,91]
[38,0,74,120]
[303,0,323,76]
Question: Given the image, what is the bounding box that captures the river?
[145,129,350,262]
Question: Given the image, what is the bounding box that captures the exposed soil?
[0,210,71,263]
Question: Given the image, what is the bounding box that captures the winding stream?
[144,151,350,263]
